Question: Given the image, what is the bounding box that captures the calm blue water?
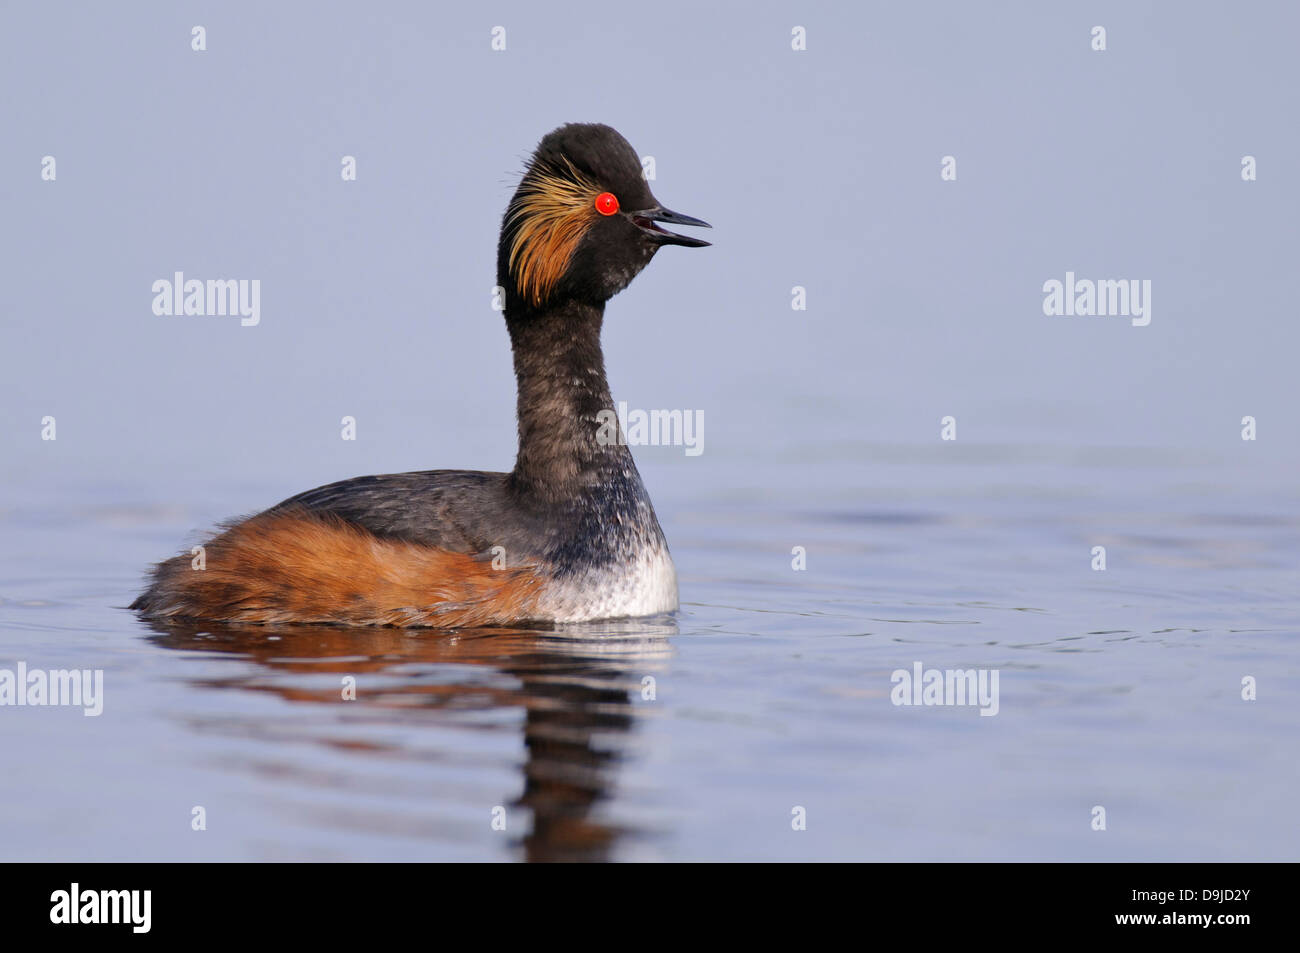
[1,443,1295,862]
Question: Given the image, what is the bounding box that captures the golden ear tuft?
[506,157,603,307]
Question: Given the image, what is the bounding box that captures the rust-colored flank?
[141,510,544,627]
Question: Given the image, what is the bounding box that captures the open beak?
[631,206,712,247]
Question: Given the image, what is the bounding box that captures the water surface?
[2,448,1295,862]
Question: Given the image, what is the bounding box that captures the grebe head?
[497,123,710,313]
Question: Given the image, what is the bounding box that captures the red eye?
[594,192,619,215]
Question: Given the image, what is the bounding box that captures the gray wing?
[267,470,518,553]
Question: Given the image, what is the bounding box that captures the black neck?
[506,299,635,502]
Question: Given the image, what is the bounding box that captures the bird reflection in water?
[141,618,675,862]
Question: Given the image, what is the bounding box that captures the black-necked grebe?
[131,123,710,626]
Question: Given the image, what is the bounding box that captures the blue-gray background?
[3,1,1297,489]
[1,2,1297,862]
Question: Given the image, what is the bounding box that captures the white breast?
[537,544,679,622]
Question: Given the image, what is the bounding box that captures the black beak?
[631,206,712,248]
